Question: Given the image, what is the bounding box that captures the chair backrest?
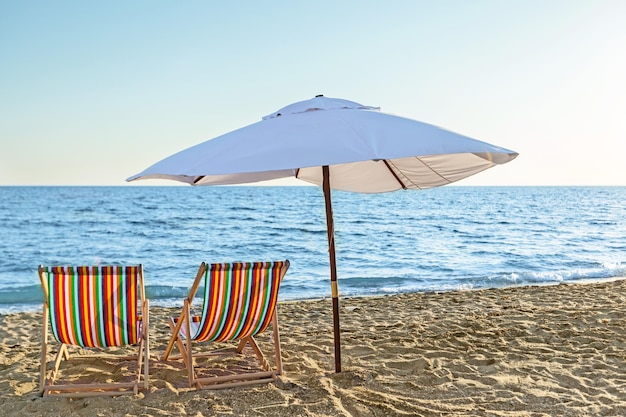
[192,261,288,342]
[39,265,144,348]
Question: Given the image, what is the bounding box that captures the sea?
[1,186,625,314]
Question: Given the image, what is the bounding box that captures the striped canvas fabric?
[191,261,285,342]
[43,266,141,348]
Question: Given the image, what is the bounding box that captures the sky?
[1,1,625,186]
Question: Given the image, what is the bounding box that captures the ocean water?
[1,186,625,314]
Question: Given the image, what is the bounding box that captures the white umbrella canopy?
[128,96,517,192]
[127,95,518,372]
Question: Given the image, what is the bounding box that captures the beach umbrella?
[127,95,518,372]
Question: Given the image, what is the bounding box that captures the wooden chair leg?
[246,336,271,371]
[135,338,145,387]
[143,300,150,389]
[235,338,248,353]
[272,312,283,375]
[186,341,195,387]
[39,304,49,395]
[44,344,68,392]
[61,344,70,360]
[183,306,198,387]
[163,315,185,360]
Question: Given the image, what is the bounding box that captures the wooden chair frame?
[38,265,150,397]
[162,260,289,390]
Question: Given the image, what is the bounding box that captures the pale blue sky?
[1,1,624,186]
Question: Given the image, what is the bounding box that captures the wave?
[3,265,625,315]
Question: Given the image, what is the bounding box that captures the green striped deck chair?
[38,265,149,397]
[163,260,290,390]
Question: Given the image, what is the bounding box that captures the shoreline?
[4,276,626,316]
[2,279,626,416]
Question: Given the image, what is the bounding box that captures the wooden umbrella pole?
[322,165,341,373]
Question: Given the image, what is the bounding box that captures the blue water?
[1,186,625,314]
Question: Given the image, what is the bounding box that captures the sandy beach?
[2,279,626,416]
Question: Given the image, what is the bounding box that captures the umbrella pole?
[322,165,341,373]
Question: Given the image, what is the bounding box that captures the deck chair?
[38,265,149,397]
[163,260,290,390]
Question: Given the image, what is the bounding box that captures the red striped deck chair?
[162,260,290,390]
[38,265,149,397]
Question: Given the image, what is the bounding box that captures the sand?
[2,279,626,416]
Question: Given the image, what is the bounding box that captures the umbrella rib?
[384,157,454,190]
[414,156,453,186]
[382,160,408,190]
